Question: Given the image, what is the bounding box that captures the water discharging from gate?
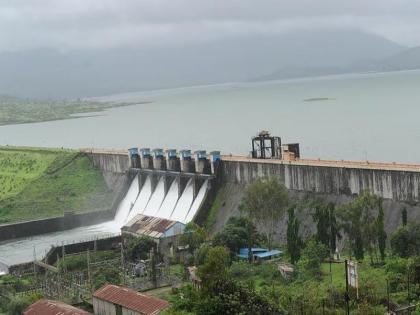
[114,175,140,227]
[185,179,209,223]
[126,175,152,223]
[156,179,179,219]
[170,178,194,223]
[143,177,165,217]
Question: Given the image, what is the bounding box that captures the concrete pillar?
[194,150,209,174]
[128,148,140,168]
[165,149,180,171]
[180,150,194,173]
[209,151,221,175]
[152,148,166,170]
[140,148,152,169]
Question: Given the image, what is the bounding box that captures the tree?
[401,207,408,226]
[198,246,230,292]
[338,190,386,262]
[287,206,302,264]
[390,223,420,257]
[126,235,156,261]
[312,200,340,254]
[179,222,206,254]
[195,278,284,315]
[328,203,340,254]
[297,239,329,279]
[212,216,261,260]
[241,176,288,250]
[376,199,387,261]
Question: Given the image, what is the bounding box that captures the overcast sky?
[1,0,420,53]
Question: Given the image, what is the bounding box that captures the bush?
[390,223,420,258]
[297,240,329,279]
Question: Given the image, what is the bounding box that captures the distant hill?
[375,46,420,71]
[257,43,420,82]
[0,29,405,99]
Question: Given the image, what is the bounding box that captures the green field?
[0,95,140,126]
[0,146,114,224]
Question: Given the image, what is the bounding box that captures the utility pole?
[345,260,350,315]
[407,270,410,302]
[33,245,37,275]
[387,279,390,314]
[61,241,66,273]
[329,251,333,285]
[120,243,126,285]
[87,249,92,294]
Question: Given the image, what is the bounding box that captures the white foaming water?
[113,175,140,227]
[0,221,121,270]
[184,179,209,223]
[143,176,165,217]
[156,178,179,219]
[170,178,194,222]
[126,175,152,223]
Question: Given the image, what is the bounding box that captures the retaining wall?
[0,210,114,242]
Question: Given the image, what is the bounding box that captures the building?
[122,214,185,260]
[237,248,282,262]
[122,214,185,240]
[23,299,92,315]
[93,284,169,315]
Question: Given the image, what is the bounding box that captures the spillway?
[126,175,152,223]
[0,173,212,273]
[170,178,194,223]
[184,179,208,223]
[113,175,140,227]
[0,174,143,270]
[155,178,179,219]
[143,176,165,217]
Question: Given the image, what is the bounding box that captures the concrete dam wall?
[84,149,420,204]
[83,150,420,241]
[221,157,420,203]
[87,150,130,174]
[83,149,420,204]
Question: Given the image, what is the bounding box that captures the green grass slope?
[0,147,114,224]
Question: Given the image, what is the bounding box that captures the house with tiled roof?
[23,299,92,315]
[93,284,169,315]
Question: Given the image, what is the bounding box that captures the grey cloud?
[1,0,420,52]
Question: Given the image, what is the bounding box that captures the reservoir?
[2,70,420,270]
[0,70,420,163]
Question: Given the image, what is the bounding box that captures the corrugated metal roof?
[93,284,169,315]
[23,299,92,315]
[122,214,181,238]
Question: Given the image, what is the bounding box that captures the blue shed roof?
[254,250,282,258]
[237,248,283,259]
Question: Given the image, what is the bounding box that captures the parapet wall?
[221,157,420,203]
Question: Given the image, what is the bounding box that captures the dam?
[0,148,218,272]
[2,133,420,272]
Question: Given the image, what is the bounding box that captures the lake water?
[1,70,420,163]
